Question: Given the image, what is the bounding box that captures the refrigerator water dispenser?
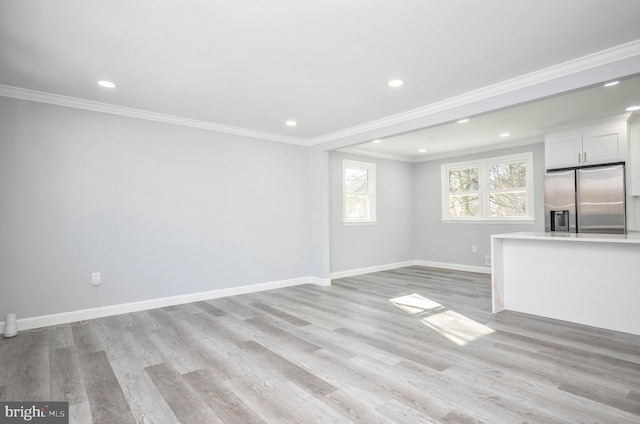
[550,210,570,232]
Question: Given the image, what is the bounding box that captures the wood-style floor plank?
[182,368,268,424]
[145,362,220,424]
[49,346,87,405]
[1,265,639,423]
[77,350,135,423]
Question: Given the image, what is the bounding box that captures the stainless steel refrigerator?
[544,164,626,234]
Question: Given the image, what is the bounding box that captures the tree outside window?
[448,167,479,218]
[488,160,528,217]
[442,153,534,222]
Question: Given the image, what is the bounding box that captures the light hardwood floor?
[1,266,639,423]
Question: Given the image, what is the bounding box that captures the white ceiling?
[342,74,640,161]
[2,0,640,146]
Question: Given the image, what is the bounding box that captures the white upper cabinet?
[545,119,627,170]
[582,125,625,165]
[545,132,583,169]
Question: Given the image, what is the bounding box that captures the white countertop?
[492,231,640,244]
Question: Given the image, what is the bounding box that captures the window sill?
[343,221,378,226]
[441,219,536,225]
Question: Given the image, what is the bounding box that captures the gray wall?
[0,94,547,321]
[412,142,546,267]
[329,151,414,273]
[0,97,313,319]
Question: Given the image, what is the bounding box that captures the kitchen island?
[491,232,640,335]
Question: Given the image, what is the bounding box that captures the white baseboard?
[308,276,332,286]
[0,276,329,335]
[330,261,415,279]
[330,259,491,280]
[414,260,491,274]
[1,261,489,334]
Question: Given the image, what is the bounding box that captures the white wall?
[329,151,414,273]
[0,97,314,320]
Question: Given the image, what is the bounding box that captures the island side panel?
[490,235,505,313]
[500,238,640,335]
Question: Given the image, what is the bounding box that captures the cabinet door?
[582,127,624,165]
[545,133,582,169]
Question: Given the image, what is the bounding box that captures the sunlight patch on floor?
[390,293,495,346]
[389,293,444,314]
[421,309,495,346]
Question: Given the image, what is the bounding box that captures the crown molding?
[337,147,414,163]
[338,135,543,163]
[342,136,544,163]
[540,111,631,134]
[411,136,544,163]
[307,39,640,146]
[0,84,307,146]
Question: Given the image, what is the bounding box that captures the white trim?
[0,85,306,146]
[0,260,495,334]
[308,277,332,286]
[342,221,378,226]
[330,261,415,279]
[338,147,414,163]
[338,137,544,164]
[308,39,640,146]
[441,219,536,225]
[413,137,543,163]
[541,112,631,134]
[329,260,492,279]
[0,276,327,334]
[414,260,492,275]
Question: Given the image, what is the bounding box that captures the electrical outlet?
[471,245,478,253]
[485,255,491,266]
[91,272,101,286]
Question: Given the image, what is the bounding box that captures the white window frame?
[343,159,377,225]
[441,152,535,223]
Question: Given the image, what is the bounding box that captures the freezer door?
[544,170,577,232]
[577,165,626,234]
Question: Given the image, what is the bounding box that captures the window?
[441,153,534,222]
[446,166,480,218]
[343,159,376,224]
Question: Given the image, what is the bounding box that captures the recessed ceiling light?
[418,148,427,153]
[457,118,470,124]
[500,132,511,137]
[97,80,117,88]
[604,81,619,87]
[626,105,640,112]
[372,139,381,144]
[285,120,297,126]
[388,79,404,88]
